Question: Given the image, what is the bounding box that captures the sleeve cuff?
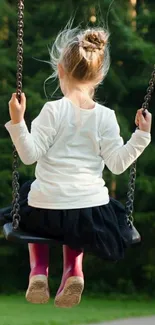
[135,129,151,140]
[5,119,26,131]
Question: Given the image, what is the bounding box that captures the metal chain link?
[125,65,155,224]
[11,0,24,230]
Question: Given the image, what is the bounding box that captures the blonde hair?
[46,22,110,95]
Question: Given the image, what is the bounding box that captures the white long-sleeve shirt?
[5,97,151,209]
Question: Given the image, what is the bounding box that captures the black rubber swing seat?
[3,223,53,244]
[3,221,142,245]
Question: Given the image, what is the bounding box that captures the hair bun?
[80,30,107,52]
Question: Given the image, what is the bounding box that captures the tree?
[0,0,155,210]
[0,0,155,295]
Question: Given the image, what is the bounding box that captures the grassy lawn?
[0,295,155,325]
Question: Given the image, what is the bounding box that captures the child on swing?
[5,24,151,307]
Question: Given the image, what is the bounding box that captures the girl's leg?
[26,243,50,304]
[54,245,84,308]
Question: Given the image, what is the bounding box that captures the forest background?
[0,0,155,296]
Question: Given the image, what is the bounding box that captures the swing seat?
[3,223,53,244]
[3,221,141,246]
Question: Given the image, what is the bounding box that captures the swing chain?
[11,0,24,230]
[125,65,155,224]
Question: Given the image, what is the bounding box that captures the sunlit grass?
[0,295,155,325]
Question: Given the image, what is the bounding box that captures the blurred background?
[0,0,155,324]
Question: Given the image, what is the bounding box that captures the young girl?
[4,25,151,308]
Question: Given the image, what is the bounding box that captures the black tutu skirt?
[0,180,132,261]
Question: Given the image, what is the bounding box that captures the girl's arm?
[5,94,57,165]
[100,109,151,175]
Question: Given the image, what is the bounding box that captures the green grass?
[0,295,155,325]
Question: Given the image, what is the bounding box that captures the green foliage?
[0,0,155,295]
[0,0,154,210]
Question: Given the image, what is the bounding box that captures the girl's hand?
[9,93,26,124]
[135,108,152,133]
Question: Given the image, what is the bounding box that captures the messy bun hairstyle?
[48,22,110,89]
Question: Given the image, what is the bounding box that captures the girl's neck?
[64,86,95,110]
